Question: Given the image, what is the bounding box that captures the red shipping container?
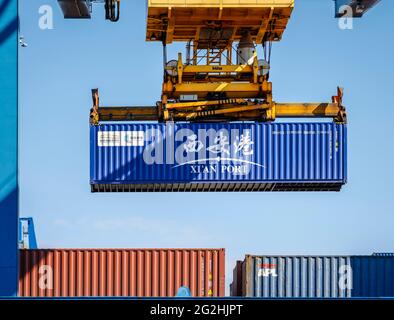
[18,249,225,297]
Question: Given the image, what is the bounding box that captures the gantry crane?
[57,0,380,124]
[0,0,383,296]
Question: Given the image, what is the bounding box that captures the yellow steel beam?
[93,107,159,123]
[92,102,345,124]
[171,104,271,121]
[182,65,253,73]
[163,80,272,99]
[166,98,246,110]
[165,102,345,122]
[148,0,295,9]
[90,88,346,124]
[256,7,274,43]
[147,0,294,43]
[165,11,175,43]
[166,83,262,93]
[275,103,343,118]
[218,6,223,20]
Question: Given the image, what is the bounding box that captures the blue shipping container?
[231,255,394,298]
[90,122,347,192]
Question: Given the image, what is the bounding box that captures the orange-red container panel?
[18,249,225,297]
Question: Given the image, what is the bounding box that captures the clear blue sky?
[19,0,394,289]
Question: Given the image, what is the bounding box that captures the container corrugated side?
[232,255,394,298]
[350,256,394,297]
[18,249,225,297]
[90,122,347,192]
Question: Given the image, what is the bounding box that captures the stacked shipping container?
[19,250,394,298]
[231,254,394,298]
[18,249,225,297]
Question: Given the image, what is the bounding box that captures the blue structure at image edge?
[0,0,19,297]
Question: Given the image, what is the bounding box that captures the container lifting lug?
[332,86,347,124]
[90,88,100,125]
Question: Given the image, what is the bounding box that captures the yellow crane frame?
[90,87,346,124]
[90,0,347,124]
[146,0,294,44]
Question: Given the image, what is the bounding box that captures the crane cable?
[105,0,120,22]
[263,40,272,64]
[262,18,275,78]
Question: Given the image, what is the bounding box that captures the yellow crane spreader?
[85,1,347,124]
